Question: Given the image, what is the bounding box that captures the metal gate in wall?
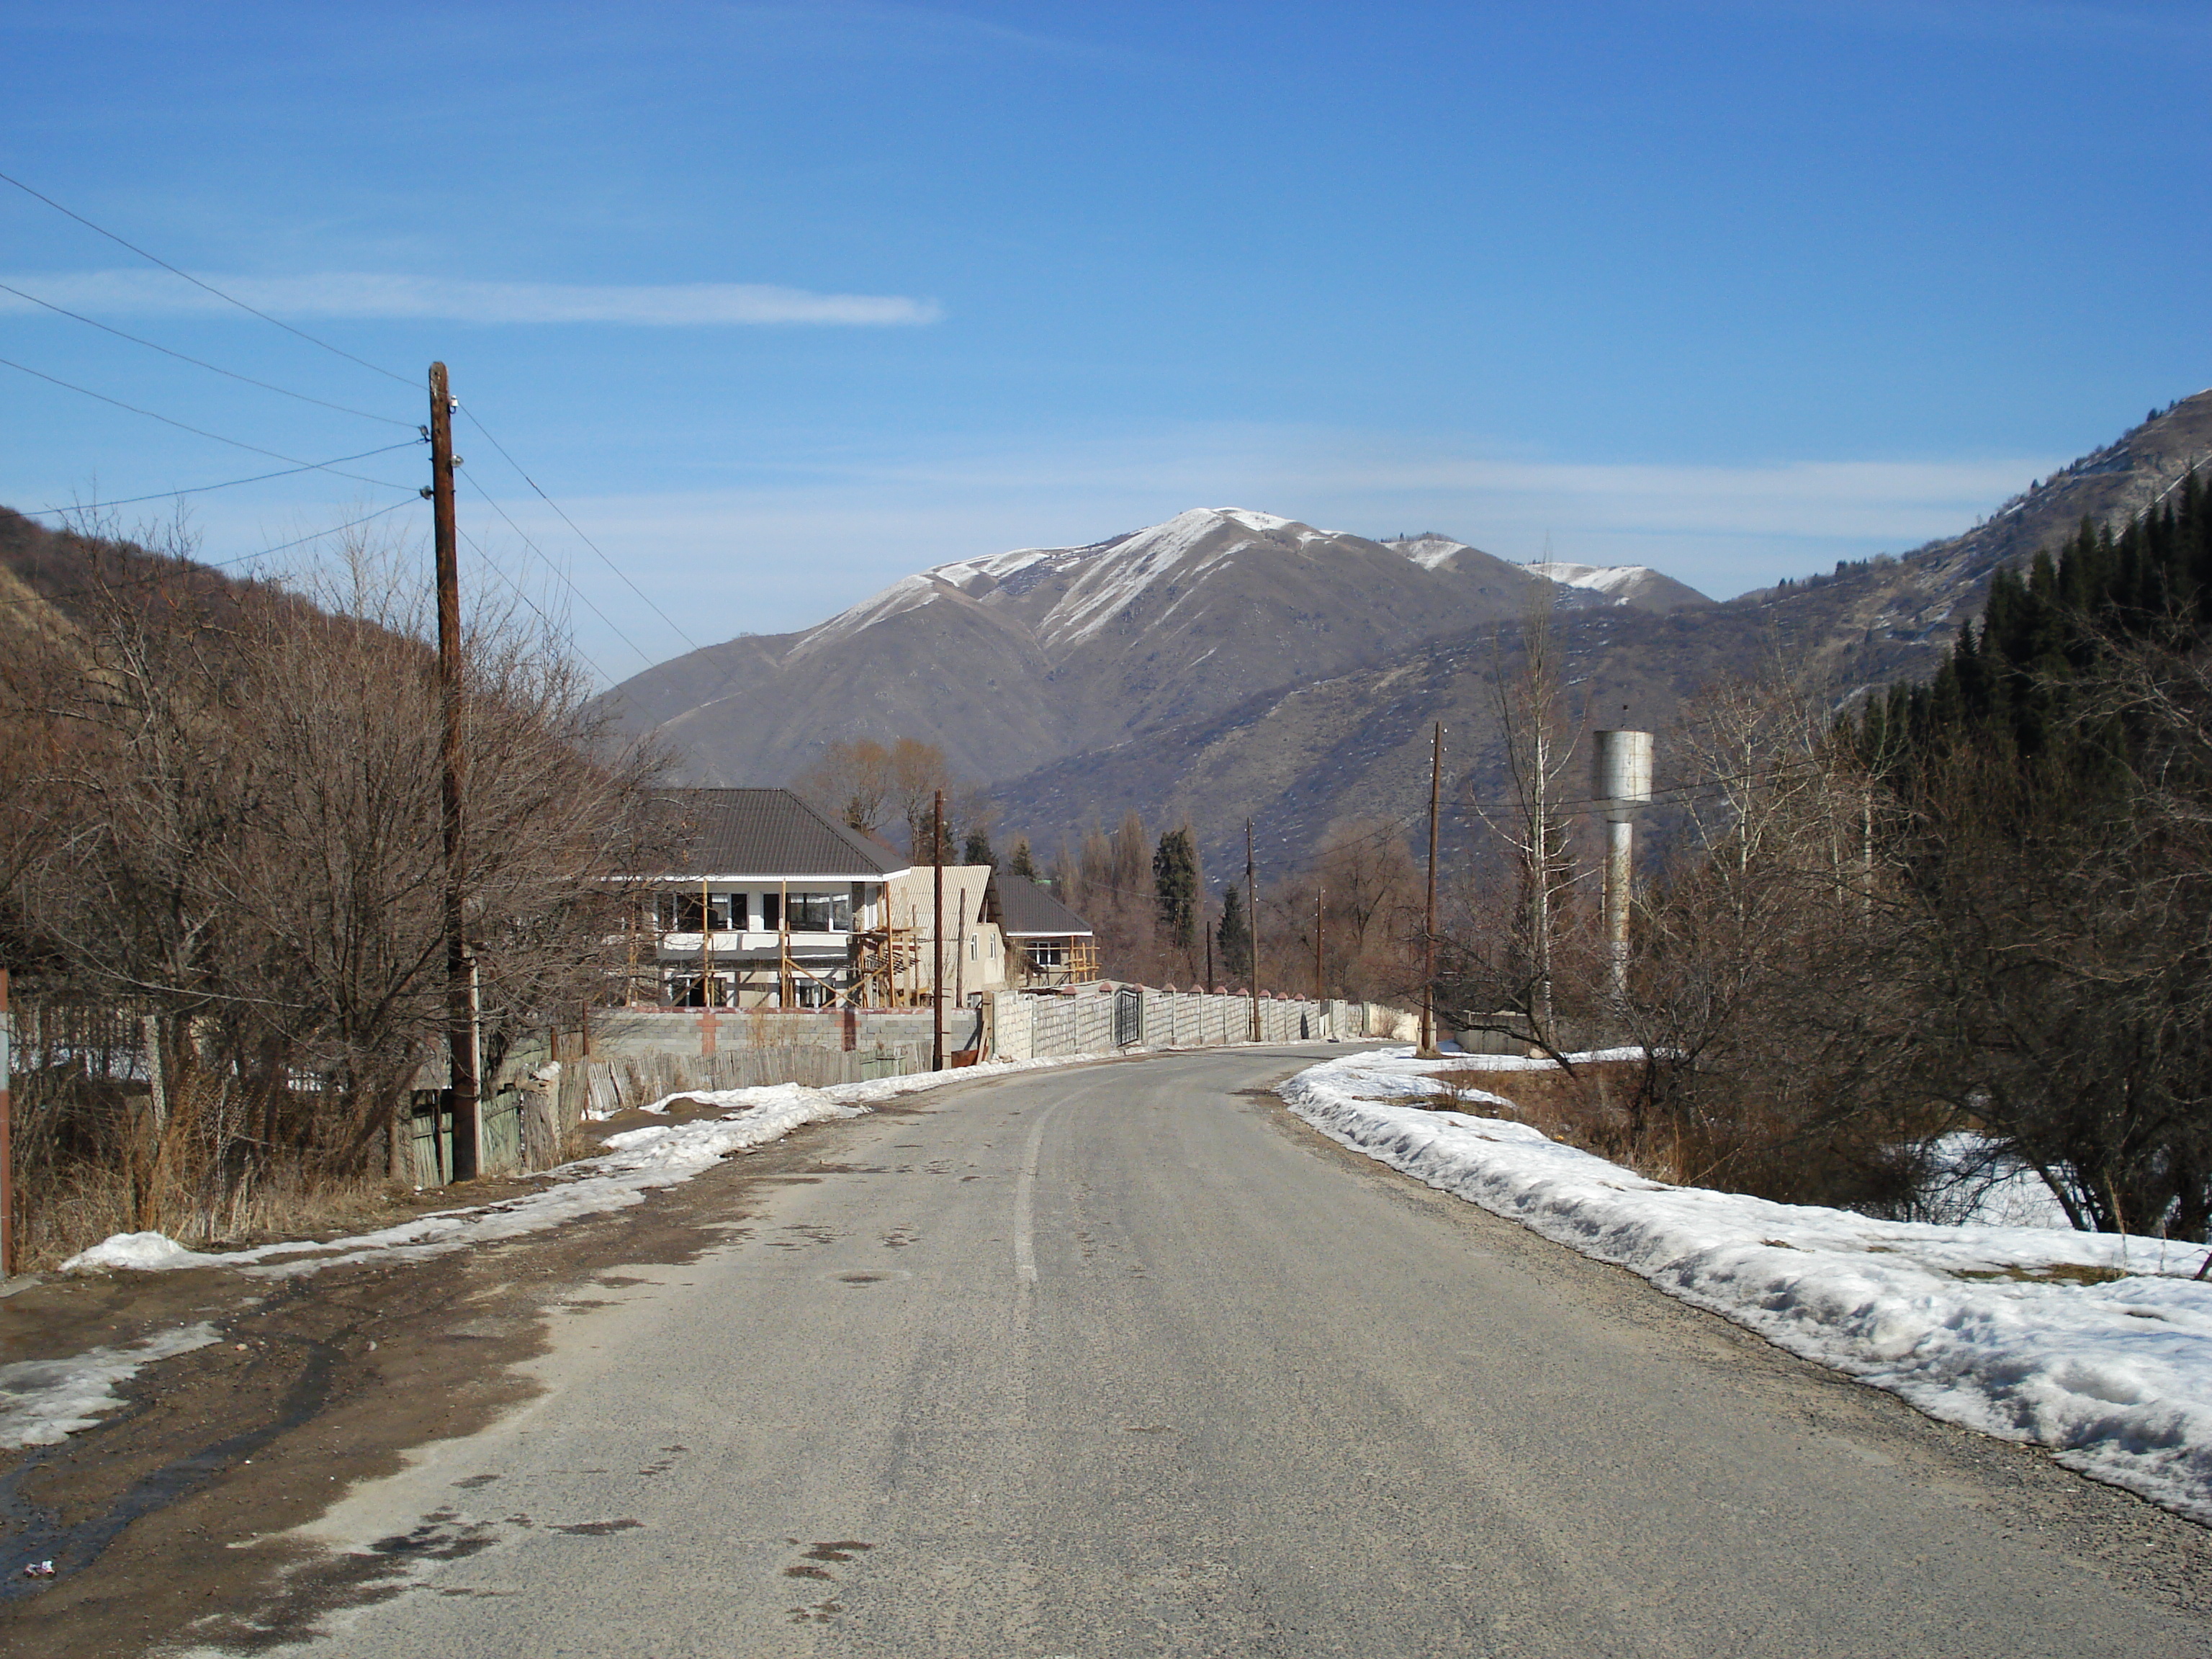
[1112,986,1142,1048]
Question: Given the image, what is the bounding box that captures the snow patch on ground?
[1524,559,1653,600]
[0,1323,221,1447]
[1280,1047,2212,1524]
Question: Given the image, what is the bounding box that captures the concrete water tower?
[1591,729,1655,999]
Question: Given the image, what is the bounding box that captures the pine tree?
[1007,838,1038,882]
[1217,881,1252,982]
[1151,827,1198,953]
[961,827,995,867]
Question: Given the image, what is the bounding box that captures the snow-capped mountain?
[607,507,1555,787]
[1521,558,1715,614]
[1378,534,1713,613]
[598,392,2212,874]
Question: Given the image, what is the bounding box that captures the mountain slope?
[990,392,2212,874]
[606,508,1574,786]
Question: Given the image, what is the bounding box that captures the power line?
[0,279,414,426]
[0,354,420,490]
[16,440,423,518]
[457,405,703,655]
[0,497,419,612]
[455,472,657,673]
[454,522,620,690]
[0,166,415,387]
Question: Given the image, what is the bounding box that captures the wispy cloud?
[0,270,942,325]
[1740,0,2212,47]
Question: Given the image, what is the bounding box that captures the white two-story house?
[623,787,909,1008]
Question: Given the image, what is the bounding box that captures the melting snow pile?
[1280,1047,2212,1524]
[0,1323,221,1446]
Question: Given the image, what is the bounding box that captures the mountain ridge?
[602,505,1712,790]
[983,392,2212,873]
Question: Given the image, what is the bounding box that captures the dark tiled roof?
[634,788,907,878]
[994,871,1094,938]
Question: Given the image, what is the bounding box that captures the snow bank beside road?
[1281,1047,2212,1524]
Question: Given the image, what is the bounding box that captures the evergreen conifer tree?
[1217,881,1252,982]
[1151,827,1199,953]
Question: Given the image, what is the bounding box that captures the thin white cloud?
[0,270,941,325]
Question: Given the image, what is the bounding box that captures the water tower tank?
[1591,729,1655,823]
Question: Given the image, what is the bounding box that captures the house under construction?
[616,788,1097,1008]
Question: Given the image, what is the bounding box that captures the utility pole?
[0,968,12,1277]
[428,362,477,1181]
[1204,896,1214,991]
[1421,721,1442,1057]
[700,875,714,1007]
[1246,819,1261,1043]
[1313,889,1325,1004]
[932,790,945,1071]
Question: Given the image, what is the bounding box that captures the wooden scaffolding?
[849,920,928,1007]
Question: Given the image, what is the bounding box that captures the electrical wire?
[0,279,414,426]
[15,441,424,519]
[457,404,703,655]
[0,166,415,388]
[454,522,620,690]
[0,497,419,612]
[456,472,657,673]
[0,354,418,490]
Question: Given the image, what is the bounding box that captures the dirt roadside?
[0,1101,894,1658]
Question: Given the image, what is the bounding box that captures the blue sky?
[4,0,2208,683]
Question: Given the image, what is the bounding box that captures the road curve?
[226,1046,2212,1658]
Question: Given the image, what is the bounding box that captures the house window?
[664,971,729,1007]
[785,891,852,932]
[1028,940,1066,968]
[657,893,730,932]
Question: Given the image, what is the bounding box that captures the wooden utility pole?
[1246,819,1261,1043]
[0,968,12,1277]
[1421,721,1442,1057]
[932,790,945,1071]
[428,362,478,1181]
[1204,896,1214,992]
[1314,889,1326,1004]
[700,876,714,1007]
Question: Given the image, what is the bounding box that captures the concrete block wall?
[532,991,1415,1154]
[992,986,1355,1059]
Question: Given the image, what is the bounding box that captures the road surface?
[220,1046,2212,1657]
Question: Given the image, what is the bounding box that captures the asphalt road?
[220,1046,2212,1658]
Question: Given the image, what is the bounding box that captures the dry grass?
[15,1151,413,1272]
[1426,1060,1649,1161]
